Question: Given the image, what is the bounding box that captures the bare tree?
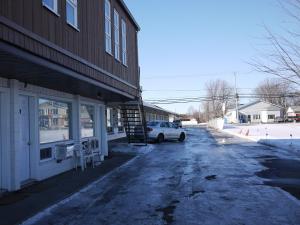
[254,78,293,107]
[203,79,235,120]
[252,0,300,86]
[187,106,196,116]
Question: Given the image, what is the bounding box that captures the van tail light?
[147,127,153,132]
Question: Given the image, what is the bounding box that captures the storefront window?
[81,104,95,138]
[107,108,113,133]
[39,99,72,144]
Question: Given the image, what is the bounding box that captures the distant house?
[225,101,284,124]
[287,106,300,118]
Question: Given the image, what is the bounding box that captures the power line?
[143,88,256,92]
[141,70,255,80]
[145,93,300,105]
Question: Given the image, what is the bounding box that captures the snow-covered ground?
[223,123,300,153]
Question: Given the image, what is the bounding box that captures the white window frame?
[114,9,120,61]
[107,108,112,128]
[42,0,59,15]
[80,104,96,139]
[66,0,78,29]
[38,98,73,145]
[121,19,127,66]
[105,0,112,54]
[117,109,122,127]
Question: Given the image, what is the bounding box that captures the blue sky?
[124,0,290,113]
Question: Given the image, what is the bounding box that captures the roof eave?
[118,0,141,31]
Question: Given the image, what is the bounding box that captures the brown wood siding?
[0,0,139,97]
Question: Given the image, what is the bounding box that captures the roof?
[289,106,300,112]
[118,0,141,31]
[143,101,178,116]
[238,100,283,111]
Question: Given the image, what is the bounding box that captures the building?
[143,102,177,122]
[181,118,198,126]
[106,102,178,141]
[0,0,140,192]
[287,106,300,118]
[225,101,284,124]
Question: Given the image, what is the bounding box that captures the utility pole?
[234,72,239,123]
[199,104,201,123]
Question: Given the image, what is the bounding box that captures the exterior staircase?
[121,98,147,145]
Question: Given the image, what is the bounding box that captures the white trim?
[0,87,10,191]
[121,19,127,66]
[42,0,59,16]
[105,0,112,54]
[66,0,78,29]
[114,9,120,61]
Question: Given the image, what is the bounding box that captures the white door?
[19,95,31,183]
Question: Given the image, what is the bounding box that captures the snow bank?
[223,123,300,153]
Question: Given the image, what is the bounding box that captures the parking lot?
[23,128,300,225]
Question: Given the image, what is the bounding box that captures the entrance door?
[19,95,31,183]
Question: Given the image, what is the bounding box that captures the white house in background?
[181,118,198,126]
[287,106,300,117]
[225,101,284,124]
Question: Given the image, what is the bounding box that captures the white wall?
[225,110,238,124]
[0,79,108,191]
[261,111,280,123]
[0,84,11,191]
[208,118,224,130]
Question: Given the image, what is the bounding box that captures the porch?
[0,151,135,225]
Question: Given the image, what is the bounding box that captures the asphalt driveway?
[22,128,300,225]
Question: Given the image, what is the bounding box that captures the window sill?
[40,140,73,146]
[105,50,113,57]
[40,157,54,164]
[67,21,80,32]
[114,57,121,63]
[42,3,60,17]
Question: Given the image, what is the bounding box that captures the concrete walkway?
[0,152,135,225]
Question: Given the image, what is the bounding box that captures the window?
[39,99,72,144]
[105,0,112,54]
[40,147,52,160]
[253,115,261,120]
[160,122,169,128]
[121,19,127,65]
[117,109,122,127]
[66,0,78,28]
[107,108,113,133]
[80,104,95,138]
[42,0,58,14]
[268,115,275,120]
[114,9,120,61]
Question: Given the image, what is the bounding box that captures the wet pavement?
[23,128,300,225]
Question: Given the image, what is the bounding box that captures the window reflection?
[81,104,95,138]
[39,99,71,144]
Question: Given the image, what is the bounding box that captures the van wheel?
[157,134,164,143]
[179,133,185,142]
